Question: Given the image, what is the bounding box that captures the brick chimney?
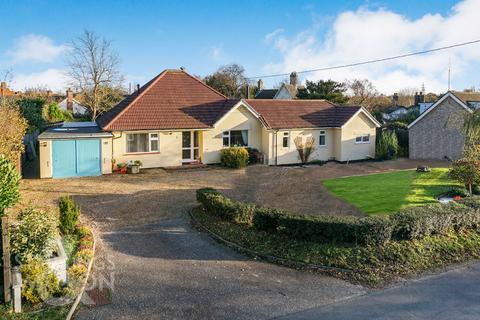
[0,82,6,96]
[289,72,298,87]
[392,93,399,107]
[66,88,74,112]
[257,79,264,90]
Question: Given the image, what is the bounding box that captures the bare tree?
[397,87,419,107]
[347,79,379,110]
[204,63,249,98]
[66,30,123,119]
[294,136,315,164]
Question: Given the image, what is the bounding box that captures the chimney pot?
[180,67,185,71]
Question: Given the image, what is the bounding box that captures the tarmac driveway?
[75,218,364,319]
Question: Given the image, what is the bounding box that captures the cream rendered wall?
[269,129,335,165]
[339,112,377,162]
[202,105,263,164]
[332,129,342,161]
[39,139,52,178]
[101,138,113,174]
[261,127,272,164]
[111,131,183,168]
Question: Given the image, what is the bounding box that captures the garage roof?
[38,122,113,140]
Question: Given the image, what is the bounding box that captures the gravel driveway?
[18,159,448,319]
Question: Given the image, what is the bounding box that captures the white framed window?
[319,130,326,146]
[355,134,370,144]
[126,133,160,153]
[222,130,248,147]
[282,132,290,148]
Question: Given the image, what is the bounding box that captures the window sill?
[124,152,160,155]
[354,142,371,144]
[318,145,327,148]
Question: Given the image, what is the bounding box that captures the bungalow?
[38,69,380,178]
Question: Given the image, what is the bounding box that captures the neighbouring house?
[57,88,88,115]
[254,72,301,99]
[38,69,380,178]
[451,91,480,110]
[0,82,21,96]
[408,91,473,160]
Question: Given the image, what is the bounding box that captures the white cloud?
[264,28,284,43]
[263,0,480,94]
[12,68,69,92]
[8,34,69,64]
[208,45,227,62]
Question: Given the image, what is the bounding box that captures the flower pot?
[120,167,127,174]
[127,165,140,174]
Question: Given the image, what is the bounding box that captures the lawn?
[322,168,461,215]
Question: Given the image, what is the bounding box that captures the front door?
[182,131,200,162]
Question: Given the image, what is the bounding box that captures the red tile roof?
[245,99,362,129]
[97,69,237,131]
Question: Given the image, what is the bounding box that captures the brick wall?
[409,96,468,160]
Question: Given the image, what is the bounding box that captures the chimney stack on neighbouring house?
[392,92,399,107]
[136,84,141,93]
[290,71,298,87]
[413,92,425,106]
[66,88,74,112]
[0,82,6,96]
[257,79,264,90]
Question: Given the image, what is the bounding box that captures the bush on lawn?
[59,196,80,235]
[21,258,61,304]
[220,147,249,168]
[391,202,480,240]
[443,186,469,198]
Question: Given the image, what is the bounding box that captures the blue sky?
[1,0,478,94]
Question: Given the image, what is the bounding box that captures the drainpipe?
[274,130,279,166]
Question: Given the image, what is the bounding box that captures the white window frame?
[319,130,327,147]
[125,132,160,154]
[222,130,249,147]
[355,134,371,144]
[282,132,290,149]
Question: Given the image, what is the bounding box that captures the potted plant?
[117,163,127,174]
[127,160,142,174]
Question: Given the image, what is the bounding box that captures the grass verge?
[323,168,460,215]
[192,206,480,287]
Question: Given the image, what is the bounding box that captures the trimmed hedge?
[196,188,480,246]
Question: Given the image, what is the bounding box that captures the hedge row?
[196,188,480,246]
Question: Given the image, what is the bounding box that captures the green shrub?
[220,147,249,168]
[376,130,398,160]
[252,207,287,232]
[357,216,395,245]
[59,196,80,235]
[391,203,479,240]
[11,207,59,262]
[234,202,256,224]
[0,155,21,216]
[458,197,480,210]
[443,186,469,198]
[199,188,393,245]
[21,258,61,304]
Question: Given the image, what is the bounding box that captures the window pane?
[127,134,148,153]
[230,130,248,146]
[194,131,199,147]
[362,135,370,142]
[319,135,326,146]
[223,137,229,147]
[182,132,191,148]
[283,137,288,148]
[150,140,159,152]
[182,149,191,159]
[193,148,200,159]
[355,136,362,142]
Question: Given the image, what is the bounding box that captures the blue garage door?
[52,139,101,178]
